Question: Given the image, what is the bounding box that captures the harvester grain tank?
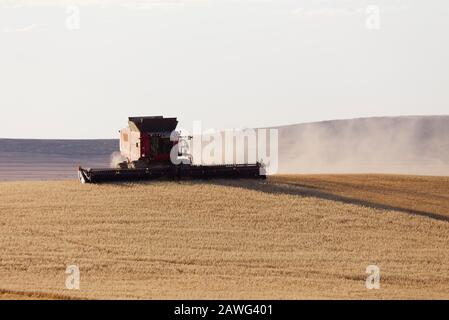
[78,116,265,183]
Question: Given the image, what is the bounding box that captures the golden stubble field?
[0,176,448,299]
[272,174,449,219]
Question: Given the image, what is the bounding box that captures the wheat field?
[0,177,448,299]
[271,174,449,219]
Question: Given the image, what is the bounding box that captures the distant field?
[0,177,448,299]
[0,139,117,181]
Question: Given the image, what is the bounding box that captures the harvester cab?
[78,116,265,183]
[118,116,181,169]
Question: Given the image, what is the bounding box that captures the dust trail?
[276,116,449,175]
[110,151,126,168]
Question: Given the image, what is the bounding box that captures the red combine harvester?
[78,116,265,183]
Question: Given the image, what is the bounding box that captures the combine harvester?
[78,116,265,183]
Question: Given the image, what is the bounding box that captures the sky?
[0,0,448,139]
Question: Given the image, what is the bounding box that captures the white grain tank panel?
[120,127,131,161]
[129,130,142,162]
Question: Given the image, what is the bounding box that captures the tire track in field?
[0,288,84,300]
[208,180,449,223]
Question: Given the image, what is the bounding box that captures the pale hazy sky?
[0,0,448,139]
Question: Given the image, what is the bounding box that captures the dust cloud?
[276,116,449,175]
[110,151,126,168]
